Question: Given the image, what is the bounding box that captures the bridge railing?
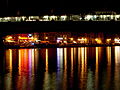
[1,14,120,22]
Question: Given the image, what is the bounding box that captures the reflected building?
[114,46,120,90]
[1,47,120,90]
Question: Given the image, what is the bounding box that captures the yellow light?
[7,36,12,39]
[95,38,102,44]
[19,37,28,39]
[81,38,84,40]
[106,39,111,42]
[45,37,48,39]
[18,37,34,40]
[64,37,67,40]
[6,40,15,42]
[46,49,48,71]
[64,41,67,43]
[95,38,98,41]
[78,38,81,41]
[18,36,21,39]
[34,38,37,40]
[84,38,87,41]
[70,38,73,41]
[97,40,102,44]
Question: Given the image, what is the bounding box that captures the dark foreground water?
[0,46,120,90]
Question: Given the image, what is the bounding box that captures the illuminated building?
[3,32,120,46]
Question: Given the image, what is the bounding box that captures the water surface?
[0,46,120,90]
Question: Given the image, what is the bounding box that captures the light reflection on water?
[0,46,120,90]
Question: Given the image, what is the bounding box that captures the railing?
[1,14,120,22]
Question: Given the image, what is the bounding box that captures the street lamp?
[45,37,48,40]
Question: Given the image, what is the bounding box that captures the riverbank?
[2,43,120,49]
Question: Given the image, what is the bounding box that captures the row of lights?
[58,37,120,44]
[4,35,120,44]
[1,14,120,22]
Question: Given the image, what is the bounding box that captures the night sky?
[0,0,119,16]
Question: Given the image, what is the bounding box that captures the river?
[0,46,120,90]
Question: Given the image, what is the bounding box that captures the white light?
[61,15,67,20]
[103,15,106,18]
[115,15,120,18]
[73,41,77,43]
[78,38,81,41]
[28,34,32,37]
[64,41,67,43]
[93,15,97,18]
[114,38,120,43]
[57,37,63,40]
[36,40,41,42]
[57,40,62,43]
[85,15,93,20]
[61,16,67,18]
[43,15,49,19]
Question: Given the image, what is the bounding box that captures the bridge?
[1,14,120,22]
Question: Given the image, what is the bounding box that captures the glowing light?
[106,47,111,66]
[61,15,67,19]
[73,41,77,43]
[85,15,93,20]
[28,34,32,37]
[64,37,67,40]
[61,15,67,21]
[95,38,102,44]
[46,49,48,71]
[71,48,73,73]
[64,48,67,70]
[114,38,120,43]
[6,40,15,42]
[103,15,106,18]
[57,37,63,40]
[45,37,48,39]
[95,47,99,89]
[32,49,35,74]
[43,15,48,19]
[78,38,81,41]
[115,15,120,18]
[57,48,63,71]
[34,38,38,40]
[115,46,120,64]
[19,50,21,75]
[19,37,28,39]
[57,37,63,43]
[7,36,12,39]
[70,38,73,41]
[106,39,111,42]
[5,36,14,42]
[95,38,98,41]
[64,41,67,43]
[9,49,12,74]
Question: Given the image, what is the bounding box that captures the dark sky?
[0,0,120,16]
